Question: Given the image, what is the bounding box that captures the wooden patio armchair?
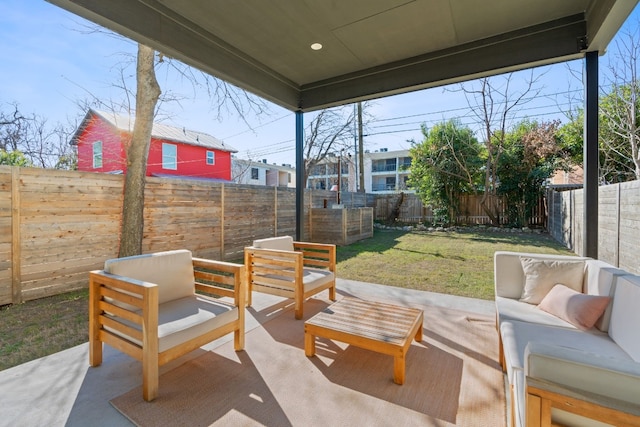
[244,236,336,319]
[88,249,245,401]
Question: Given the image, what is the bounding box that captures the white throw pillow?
[519,257,585,304]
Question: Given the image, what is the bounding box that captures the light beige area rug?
[111,298,506,427]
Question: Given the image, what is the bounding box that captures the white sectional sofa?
[494,251,640,427]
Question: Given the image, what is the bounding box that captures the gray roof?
[93,109,237,153]
[233,158,295,172]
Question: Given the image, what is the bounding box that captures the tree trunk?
[118,44,161,257]
[479,155,499,225]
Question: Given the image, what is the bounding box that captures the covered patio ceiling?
[47,0,637,112]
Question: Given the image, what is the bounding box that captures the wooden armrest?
[293,241,336,250]
[527,377,640,427]
[293,242,336,271]
[192,258,245,307]
[90,270,157,292]
[89,270,157,317]
[247,247,302,261]
[89,270,159,368]
[193,257,244,272]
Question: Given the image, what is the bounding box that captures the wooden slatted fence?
[0,167,377,305]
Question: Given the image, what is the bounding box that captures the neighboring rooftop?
[80,109,238,153]
[233,158,295,171]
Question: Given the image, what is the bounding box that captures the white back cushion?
[104,249,194,305]
[584,260,627,331]
[494,251,589,299]
[519,257,585,304]
[609,274,640,362]
[252,236,294,251]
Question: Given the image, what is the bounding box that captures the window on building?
[386,176,396,190]
[251,167,259,180]
[206,151,215,165]
[327,162,339,175]
[288,173,291,183]
[372,159,396,172]
[385,158,397,171]
[92,141,103,168]
[162,143,177,170]
[310,164,325,176]
[400,157,412,170]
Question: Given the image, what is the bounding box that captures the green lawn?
[0,228,573,371]
[336,229,574,300]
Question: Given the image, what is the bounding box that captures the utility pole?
[358,102,365,193]
[353,103,358,192]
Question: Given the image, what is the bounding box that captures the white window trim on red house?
[206,151,215,165]
[92,141,103,168]
[162,143,177,170]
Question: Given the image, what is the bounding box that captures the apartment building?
[305,149,413,194]
[306,153,355,192]
[232,158,296,187]
[364,149,412,193]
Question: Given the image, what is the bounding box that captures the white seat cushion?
[258,268,334,292]
[500,319,632,383]
[302,268,334,291]
[495,296,577,329]
[106,295,238,353]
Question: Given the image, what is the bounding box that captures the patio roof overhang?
[46,0,639,257]
[46,0,636,112]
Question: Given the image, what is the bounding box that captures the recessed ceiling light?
[310,43,323,51]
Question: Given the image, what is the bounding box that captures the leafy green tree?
[555,109,584,166]
[453,73,542,224]
[409,119,484,225]
[497,120,567,227]
[0,149,32,166]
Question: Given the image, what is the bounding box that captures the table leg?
[415,323,423,342]
[304,332,316,357]
[393,354,405,385]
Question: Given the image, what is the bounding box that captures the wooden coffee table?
[304,297,423,384]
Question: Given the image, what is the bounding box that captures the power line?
[211,85,590,161]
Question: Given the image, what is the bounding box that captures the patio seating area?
[0,278,501,427]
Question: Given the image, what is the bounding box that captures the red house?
[71,109,237,181]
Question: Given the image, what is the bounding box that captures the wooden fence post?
[615,183,621,267]
[11,167,21,304]
[220,183,225,260]
[308,189,313,241]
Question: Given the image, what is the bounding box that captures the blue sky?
[1,1,639,165]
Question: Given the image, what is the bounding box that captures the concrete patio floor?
[0,279,497,427]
